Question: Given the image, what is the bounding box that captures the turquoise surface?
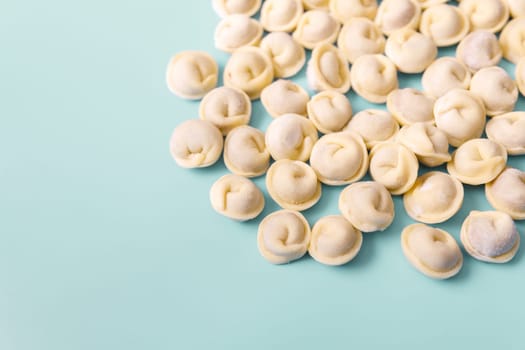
[1,1,525,349]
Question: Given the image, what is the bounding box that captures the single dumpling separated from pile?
[199,86,251,135]
[433,89,486,147]
[447,138,507,186]
[302,0,329,10]
[214,15,263,53]
[308,215,363,266]
[266,159,322,211]
[259,32,306,79]
[499,17,525,64]
[403,171,464,224]
[265,113,318,161]
[460,210,520,263]
[212,0,261,17]
[224,125,270,178]
[329,0,378,23]
[344,109,399,149]
[339,181,395,233]
[309,131,369,186]
[260,0,303,33]
[419,4,470,47]
[469,67,518,117]
[385,29,437,74]
[396,123,451,167]
[375,0,421,36]
[169,119,223,168]
[166,51,218,99]
[456,31,502,73]
[369,142,419,195]
[209,174,265,221]
[485,112,525,155]
[307,91,353,134]
[293,10,340,49]
[458,0,509,33]
[257,209,311,264]
[337,18,386,64]
[307,44,351,94]
[387,88,435,126]
[414,0,446,8]
[401,223,463,279]
[261,80,309,118]
[223,46,274,100]
[486,168,525,220]
[422,57,471,98]
[350,54,398,103]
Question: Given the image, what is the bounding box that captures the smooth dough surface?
[456,30,502,73]
[433,89,486,147]
[337,18,385,64]
[460,210,520,263]
[302,0,329,10]
[259,32,306,79]
[293,10,340,49]
[396,122,451,167]
[214,15,263,53]
[265,113,318,161]
[338,181,395,232]
[309,131,369,186]
[199,86,251,135]
[350,54,398,103]
[209,174,265,221]
[375,0,421,36]
[329,0,378,23]
[403,171,464,224]
[459,0,509,33]
[369,142,419,195]
[261,80,309,118]
[385,29,437,74]
[447,138,507,185]
[486,168,525,220]
[419,4,470,47]
[422,57,471,99]
[387,88,435,126]
[469,66,518,117]
[517,57,525,97]
[401,224,463,279]
[266,159,322,211]
[257,209,311,264]
[485,112,525,155]
[260,0,303,33]
[224,125,270,177]
[309,215,363,266]
[307,90,352,134]
[166,51,218,100]
[169,119,223,168]
[307,44,351,94]
[344,109,399,149]
[223,46,274,100]
[212,0,262,17]
[507,0,525,18]
[500,17,525,64]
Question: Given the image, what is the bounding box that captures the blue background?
[1,1,524,349]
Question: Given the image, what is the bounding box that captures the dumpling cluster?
[165,0,524,277]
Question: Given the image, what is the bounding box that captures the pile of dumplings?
[166,0,525,279]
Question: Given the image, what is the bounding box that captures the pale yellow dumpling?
[257,210,311,264]
[447,138,507,186]
[486,168,525,220]
[469,66,518,117]
[329,0,378,23]
[307,91,353,134]
[422,57,471,99]
[419,4,470,47]
[350,54,398,103]
[485,112,525,155]
[339,181,395,232]
[460,210,520,263]
[401,224,463,279]
[459,0,509,33]
[507,0,525,18]
[212,0,262,17]
[261,80,309,118]
[307,44,351,93]
[456,31,502,73]
[344,109,399,149]
[302,0,329,10]
[403,171,464,224]
[500,17,525,64]
[309,215,363,266]
[387,88,435,126]
[337,18,385,64]
[293,10,340,49]
[209,174,265,221]
[309,131,369,185]
[260,0,303,33]
[369,142,419,195]
[396,123,451,167]
[266,159,322,211]
[214,14,263,53]
[259,32,306,78]
[224,126,270,178]
[385,29,437,74]
[375,0,421,36]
